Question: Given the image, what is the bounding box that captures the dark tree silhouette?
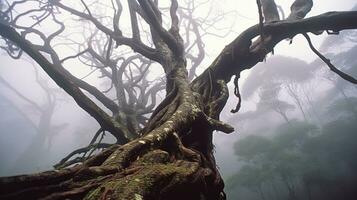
[0,0,357,199]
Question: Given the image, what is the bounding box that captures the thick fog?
[1,0,357,199]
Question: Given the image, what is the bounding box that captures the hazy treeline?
[0,57,101,176]
[225,30,357,200]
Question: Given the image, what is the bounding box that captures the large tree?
[0,0,357,199]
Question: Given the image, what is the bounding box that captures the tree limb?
[0,22,130,143]
[137,0,183,56]
[287,0,313,20]
[261,0,280,22]
[200,11,357,82]
[303,33,357,84]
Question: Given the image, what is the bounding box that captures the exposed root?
[54,143,113,169]
[0,165,119,200]
[0,166,81,194]
[84,144,121,167]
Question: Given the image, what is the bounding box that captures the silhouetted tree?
[0,66,67,173]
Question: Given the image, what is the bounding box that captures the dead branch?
[303,33,357,84]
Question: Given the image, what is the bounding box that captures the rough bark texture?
[0,0,357,199]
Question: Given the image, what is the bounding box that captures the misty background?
[1,1,357,200]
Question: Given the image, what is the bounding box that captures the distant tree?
[228,102,357,200]
[257,81,295,123]
[226,165,271,200]
[0,65,67,173]
[228,121,315,200]
[241,55,320,122]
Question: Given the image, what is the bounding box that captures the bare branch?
[60,49,89,63]
[53,1,161,62]
[287,0,313,20]
[261,0,280,22]
[54,143,112,169]
[256,0,265,44]
[80,0,93,17]
[127,0,141,41]
[303,33,357,84]
[112,0,123,34]
[137,0,183,56]
[0,22,130,143]
[170,0,180,31]
[200,11,357,83]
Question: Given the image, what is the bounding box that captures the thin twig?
[303,33,357,84]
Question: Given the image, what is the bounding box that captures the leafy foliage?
[227,106,357,200]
